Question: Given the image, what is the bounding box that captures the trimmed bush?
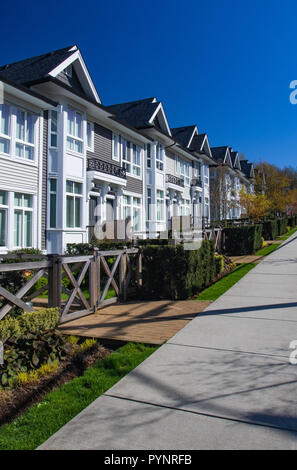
[66,240,133,255]
[0,308,60,343]
[277,218,288,236]
[262,220,278,241]
[215,254,225,276]
[223,224,263,255]
[140,240,216,300]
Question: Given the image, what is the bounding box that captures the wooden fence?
[0,248,142,324]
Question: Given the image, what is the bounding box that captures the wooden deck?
[59,300,211,345]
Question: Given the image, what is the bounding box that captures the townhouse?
[0,44,255,253]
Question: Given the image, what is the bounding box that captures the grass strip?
[197,263,257,301]
[0,342,157,451]
[256,243,281,256]
[278,226,297,241]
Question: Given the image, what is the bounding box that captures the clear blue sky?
[2,0,297,168]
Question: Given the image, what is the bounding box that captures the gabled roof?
[171,125,197,148]
[211,146,232,166]
[229,149,241,170]
[240,160,254,179]
[106,97,171,136]
[0,45,101,103]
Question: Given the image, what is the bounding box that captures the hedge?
[223,224,263,255]
[277,218,288,236]
[140,240,216,300]
[0,308,60,343]
[262,220,278,241]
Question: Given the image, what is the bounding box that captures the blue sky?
[2,0,297,167]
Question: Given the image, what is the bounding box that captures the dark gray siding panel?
[42,111,48,251]
[87,123,112,163]
[57,68,84,94]
[126,177,142,194]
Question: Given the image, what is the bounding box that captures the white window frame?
[49,110,58,149]
[146,143,152,169]
[49,178,57,228]
[122,193,142,232]
[132,144,142,178]
[156,143,164,171]
[112,133,120,162]
[0,104,11,157]
[15,108,36,161]
[86,121,94,152]
[156,189,165,221]
[66,109,83,155]
[121,137,131,172]
[13,192,34,248]
[204,165,209,185]
[0,190,8,248]
[66,180,83,229]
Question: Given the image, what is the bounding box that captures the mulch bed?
[0,343,112,427]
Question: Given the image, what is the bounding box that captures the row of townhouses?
[0,45,255,254]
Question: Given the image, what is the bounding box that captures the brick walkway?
[59,300,211,345]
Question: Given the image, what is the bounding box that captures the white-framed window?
[0,104,10,156]
[146,143,151,168]
[204,165,209,184]
[122,138,131,172]
[181,199,191,216]
[86,121,94,151]
[14,193,33,248]
[193,160,202,179]
[112,133,120,161]
[64,65,73,78]
[147,187,152,220]
[132,144,141,177]
[0,190,8,247]
[66,109,83,154]
[49,178,57,228]
[156,143,164,171]
[50,110,58,148]
[180,159,190,186]
[156,189,165,221]
[122,195,141,232]
[15,109,36,160]
[66,180,83,228]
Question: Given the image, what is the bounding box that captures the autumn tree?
[239,188,271,221]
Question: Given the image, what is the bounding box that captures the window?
[180,160,190,185]
[181,199,191,216]
[147,188,152,220]
[66,180,83,228]
[14,193,33,248]
[132,144,141,177]
[65,65,72,78]
[156,190,164,221]
[49,179,57,228]
[112,133,120,161]
[0,190,8,246]
[204,165,209,184]
[122,195,141,231]
[194,160,202,178]
[156,143,164,171]
[0,104,10,155]
[50,110,58,148]
[146,143,151,168]
[15,109,35,160]
[122,138,131,172]
[67,109,83,154]
[86,121,94,151]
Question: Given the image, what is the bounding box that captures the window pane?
[67,110,75,135]
[66,195,74,227]
[51,134,57,147]
[24,194,33,208]
[51,111,57,133]
[133,207,140,231]
[0,104,9,135]
[26,113,35,144]
[75,113,82,138]
[24,211,32,247]
[87,122,91,148]
[14,210,22,246]
[50,179,57,192]
[16,110,25,141]
[0,137,9,154]
[0,209,6,246]
[14,193,22,207]
[0,191,7,206]
[75,197,81,227]
[50,194,56,228]
[15,142,23,157]
[24,145,34,160]
[74,182,82,194]
[66,180,73,193]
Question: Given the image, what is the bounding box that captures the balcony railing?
[87,157,126,180]
[191,178,202,187]
[166,174,184,188]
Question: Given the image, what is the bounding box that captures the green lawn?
[278,226,297,241]
[256,243,281,256]
[0,343,157,451]
[197,263,257,301]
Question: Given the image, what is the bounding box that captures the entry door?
[106,199,114,221]
[89,196,100,226]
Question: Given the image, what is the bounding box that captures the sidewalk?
[39,234,297,450]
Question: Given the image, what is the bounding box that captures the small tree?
[240,188,270,221]
[210,164,238,220]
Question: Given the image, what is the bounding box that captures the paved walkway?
[59,300,211,345]
[40,234,297,450]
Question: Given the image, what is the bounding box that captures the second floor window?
[204,165,209,184]
[146,144,151,168]
[0,104,10,155]
[67,109,83,154]
[50,111,58,148]
[132,144,141,177]
[112,133,120,161]
[66,180,83,228]
[156,143,164,171]
[16,109,35,160]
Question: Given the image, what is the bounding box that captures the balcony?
[191,177,202,188]
[87,157,126,180]
[166,174,184,188]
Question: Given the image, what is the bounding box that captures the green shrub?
[223,224,263,255]
[215,254,225,276]
[66,240,133,255]
[277,218,288,236]
[262,220,278,240]
[0,308,59,343]
[140,240,216,300]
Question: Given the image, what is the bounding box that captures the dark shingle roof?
[230,150,239,168]
[190,134,206,152]
[211,146,229,163]
[171,125,196,148]
[0,46,76,84]
[106,98,160,130]
[240,160,254,178]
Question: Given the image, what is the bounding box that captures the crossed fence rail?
[0,248,142,324]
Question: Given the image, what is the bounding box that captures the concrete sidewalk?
[39,234,297,450]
